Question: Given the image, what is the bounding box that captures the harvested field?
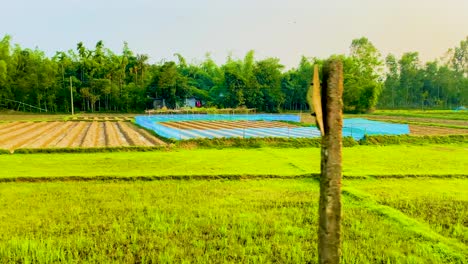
[69,115,134,122]
[302,112,467,136]
[117,122,157,146]
[409,124,468,136]
[154,120,319,140]
[366,115,468,127]
[0,121,165,151]
[146,117,412,140]
[160,120,299,130]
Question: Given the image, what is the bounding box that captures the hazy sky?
[2,0,467,68]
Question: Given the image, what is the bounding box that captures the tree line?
[0,35,466,113]
[379,38,467,109]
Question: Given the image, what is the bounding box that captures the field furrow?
[48,122,80,147]
[27,122,74,148]
[231,121,296,129]
[81,122,99,147]
[176,121,218,130]
[117,122,154,146]
[0,122,48,145]
[0,122,50,144]
[97,122,106,147]
[126,123,166,145]
[114,123,131,145]
[4,122,60,150]
[196,121,249,130]
[160,120,298,131]
[104,122,128,147]
[409,124,468,136]
[190,121,233,130]
[118,122,161,146]
[0,122,31,134]
[55,122,89,148]
[174,122,230,138]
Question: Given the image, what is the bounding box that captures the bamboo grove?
[0,36,466,113]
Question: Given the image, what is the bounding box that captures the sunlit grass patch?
[0,179,466,263]
[348,178,468,245]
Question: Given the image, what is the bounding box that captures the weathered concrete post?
[308,60,344,263]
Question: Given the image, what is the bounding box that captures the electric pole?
[70,76,74,115]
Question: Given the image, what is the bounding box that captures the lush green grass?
[0,179,466,263]
[7,134,467,155]
[347,178,468,245]
[14,134,467,155]
[1,110,466,262]
[0,145,466,179]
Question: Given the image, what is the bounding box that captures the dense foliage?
[379,37,468,109]
[0,35,466,113]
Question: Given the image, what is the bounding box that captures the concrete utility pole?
[308,60,344,264]
[70,76,74,115]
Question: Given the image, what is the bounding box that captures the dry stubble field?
[0,121,165,151]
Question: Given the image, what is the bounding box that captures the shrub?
[0,149,10,155]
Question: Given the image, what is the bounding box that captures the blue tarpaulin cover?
[135,115,409,140]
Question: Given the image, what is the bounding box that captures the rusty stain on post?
[318,59,343,264]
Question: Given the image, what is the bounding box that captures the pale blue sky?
[2,0,467,68]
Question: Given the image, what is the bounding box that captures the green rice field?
[0,178,467,263]
[0,144,466,179]
[0,110,467,263]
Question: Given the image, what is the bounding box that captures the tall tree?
[399,52,423,107]
[344,37,383,113]
[0,35,12,105]
[380,54,399,108]
[254,57,284,112]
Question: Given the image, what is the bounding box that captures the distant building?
[184,97,203,108]
[152,98,165,109]
[150,97,203,109]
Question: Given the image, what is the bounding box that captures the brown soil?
[0,122,31,133]
[117,122,158,146]
[125,123,166,146]
[409,125,468,136]
[66,122,91,148]
[48,122,81,147]
[0,121,164,150]
[160,121,299,130]
[104,121,128,147]
[28,122,74,148]
[365,115,468,127]
[2,122,59,150]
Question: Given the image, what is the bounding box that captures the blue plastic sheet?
[135,115,409,140]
